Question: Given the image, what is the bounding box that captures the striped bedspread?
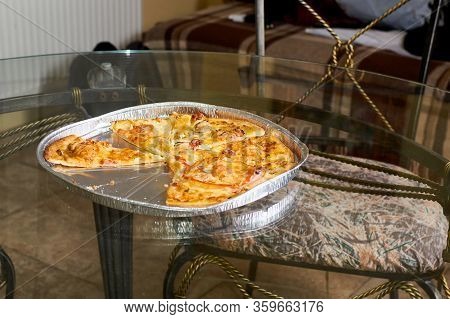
[143,2,450,86]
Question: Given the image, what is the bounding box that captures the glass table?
[0,51,449,299]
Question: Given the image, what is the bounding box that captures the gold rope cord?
[352,281,423,299]
[301,167,439,195]
[0,113,79,139]
[295,176,441,204]
[71,87,91,119]
[0,88,87,160]
[0,113,83,161]
[375,282,422,299]
[168,245,183,268]
[174,253,428,299]
[71,87,82,109]
[175,254,282,299]
[138,84,150,105]
[440,272,450,299]
[281,0,414,131]
[0,119,77,150]
[309,149,442,190]
[298,149,445,210]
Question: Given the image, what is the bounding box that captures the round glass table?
[0,51,449,299]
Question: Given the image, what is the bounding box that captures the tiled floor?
[0,145,448,298]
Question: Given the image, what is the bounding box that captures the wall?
[0,0,142,100]
[0,0,226,59]
[0,0,142,59]
[0,0,227,130]
[141,0,226,32]
[0,0,226,100]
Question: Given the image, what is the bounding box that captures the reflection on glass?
[87,62,126,88]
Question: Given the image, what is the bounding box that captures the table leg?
[93,203,133,299]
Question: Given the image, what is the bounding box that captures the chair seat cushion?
[197,154,448,274]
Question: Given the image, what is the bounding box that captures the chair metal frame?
[0,247,16,299]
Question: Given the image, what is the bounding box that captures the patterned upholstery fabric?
[197,154,448,274]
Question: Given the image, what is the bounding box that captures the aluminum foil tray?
[37,102,308,217]
[133,181,301,240]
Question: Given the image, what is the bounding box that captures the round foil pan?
[37,102,308,217]
[133,181,301,240]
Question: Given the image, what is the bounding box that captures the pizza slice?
[167,146,214,180]
[166,134,296,207]
[170,111,206,133]
[111,112,208,156]
[44,135,164,168]
[182,155,265,187]
[191,118,265,150]
[255,135,296,177]
[110,117,172,156]
[219,135,296,176]
[111,118,171,138]
[166,179,242,207]
[207,118,265,139]
[166,156,266,207]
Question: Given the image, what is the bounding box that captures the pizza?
[190,117,266,149]
[218,135,296,177]
[164,135,296,206]
[44,111,297,207]
[44,135,164,168]
[110,117,172,156]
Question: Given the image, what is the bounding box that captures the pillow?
[335,0,432,30]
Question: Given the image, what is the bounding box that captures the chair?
[163,117,450,298]
[162,1,450,299]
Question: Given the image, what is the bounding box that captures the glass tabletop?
[0,51,449,298]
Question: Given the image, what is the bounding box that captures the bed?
[143,1,450,89]
[142,1,450,163]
